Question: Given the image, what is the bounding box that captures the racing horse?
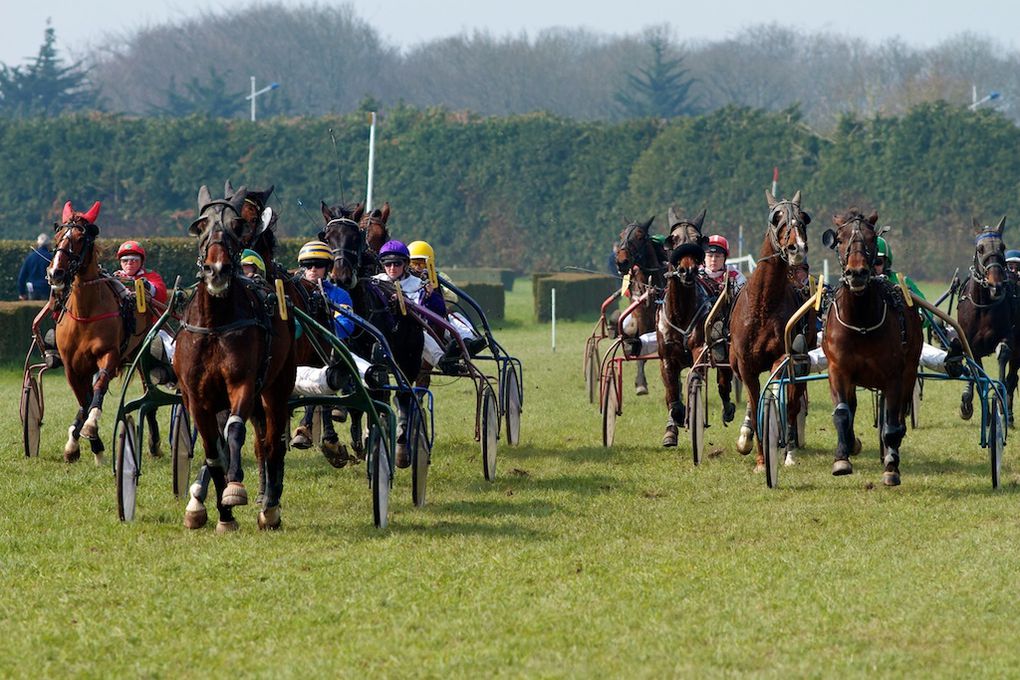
[46,201,158,463]
[957,217,1016,423]
[176,185,296,531]
[320,201,424,456]
[360,202,391,256]
[614,216,665,395]
[729,190,813,471]
[821,209,922,485]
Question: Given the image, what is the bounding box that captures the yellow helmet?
[298,240,332,264]
[240,249,266,276]
[408,240,437,288]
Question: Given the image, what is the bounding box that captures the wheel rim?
[602,371,618,447]
[764,396,780,488]
[690,375,705,465]
[116,415,138,521]
[585,342,599,404]
[482,387,498,481]
[372,430,390,528]
[505,366,522,446]
[171,405,193,498]
[991,397,1004,489]
[412,412,429,507]
[22,377,41,458]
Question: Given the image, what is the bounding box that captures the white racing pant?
[423,333,444,367]
[636,331,658,357]
[449,311,480,341]
[292,354,371,397]
[806,342,949,374]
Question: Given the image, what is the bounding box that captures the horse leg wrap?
[91,368,111,390]
[224,415,245,483]
[833,402,854,458]
[669,400,685,427]
[882,421,906,459]
[190,465,212,503]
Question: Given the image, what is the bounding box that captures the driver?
[113,240,168,304]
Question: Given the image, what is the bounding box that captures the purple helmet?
[378,239,410,263]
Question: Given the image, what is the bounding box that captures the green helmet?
[240,249,266,276]
[876,236,893,267]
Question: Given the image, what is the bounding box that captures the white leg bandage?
[919,343,948,373]
[638,331,658,357]
[293,366,334,396]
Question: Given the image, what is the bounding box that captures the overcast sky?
[4,0,1018,67]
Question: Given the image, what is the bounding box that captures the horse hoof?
[753,462,765,473]
[290,426,313,450]
[149,444,162,459]
[64,448,80,463]
[722,402,736,424]
[784,452,796,466]
[661,434,677,447]
[184,508,208,530]
[321,440,350,469]
[960,400,974,421]
[832,459,853,476]
[93,452,104,466]
[882,470,901,486]
[851,437,862,456]
[221,482,248,507]
[215,520,239,533]
[258,506,282,530]
[736,430,753,456]
[635,385,649,396]
[331,407,348,423]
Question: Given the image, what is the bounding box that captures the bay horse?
[176,185,296,532]
[821,209,922,485]
[46,201,158,463]
[360,202,391,256]
[729,190,813,471]
[957,217,1016,423]
[615,216,665,395]
[320,201,424,456]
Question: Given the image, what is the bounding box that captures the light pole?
[246,76,280,122]
[969,86,1001,111]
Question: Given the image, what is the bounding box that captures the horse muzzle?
[201,262,231,297]
[46,268,66,290]
[787,244,806,266]
[844,267,870,293]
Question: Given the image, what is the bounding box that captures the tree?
[615,35,698,119]
[150,67,246,118]
[0,21,99,117]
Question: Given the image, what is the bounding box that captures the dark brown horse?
[360,202,391,256]
[615,216,665,395]
[957,217,1016,422]
[821,209,922,485]
[730,190,813,471]
[176,186,296,532]
[46,201,156,463]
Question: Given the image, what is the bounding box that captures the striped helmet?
[240,249,266,276]
[298,240,332,264]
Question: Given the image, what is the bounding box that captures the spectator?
[18,233,52,300]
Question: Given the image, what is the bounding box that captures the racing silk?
[113,267,168,304]
[320,279,355,339]
[884,270,931,329]
[701,265,746,296]
[373,272,447,318]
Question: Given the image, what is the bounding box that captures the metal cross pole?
[366,112,377,212]
[246,76,280,122]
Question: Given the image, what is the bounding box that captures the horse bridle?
[195,200,244,276]
[50,220,95,284]
[764,201,806,264]
[971,230,1006,292]
[618,223,659,273]
[834,216,877,286]
[323,217,365,286]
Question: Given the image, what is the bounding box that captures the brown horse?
[176,185,296,531]
[360,202,391,256]
[821,209,922,485]
[730,190,813,471]
[615,216,665,395]
[957,217,1016,422]
[46,201,156,463]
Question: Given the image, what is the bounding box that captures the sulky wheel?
[601,369,619,448]
[169,403,194,499]
[369,426,391,528]
[504,364,522,446]
[481,385,499,481]
[763,392,781,489]
[687,372,706,466]
[410,407,430,508]
[584,339,600,404]
[21,376,42,458]
[116,415,139,522]
[989,394,1006,489]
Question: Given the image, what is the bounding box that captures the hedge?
[533,273,617,322]
[451,282,504,326]
[445,268,518,291]
[0,301,48,364]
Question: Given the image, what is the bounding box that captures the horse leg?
[183,408,227,530]
[736,371,759,462]
[290,406,314,449]
[717,367,735,424]
[1007,356,1019,427]
[635,359,649,396]
[658,354,682,447]
[394,392,411,468]
[784,383,805,466]
[220,390,254,507]
[62,370,92,462]
[257,393,289,530]
[145,406,161,458]
[184,464,212,530]
[319,404,349,469]
[881,387,908,486]
[350,410,365,459]
[80,353,118,442]
[961,357,980,420]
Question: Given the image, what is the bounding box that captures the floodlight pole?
[246,76,280,122]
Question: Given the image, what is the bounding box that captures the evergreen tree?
[0,21,99,117]
[615,36,698,119]
[150,67,246,118]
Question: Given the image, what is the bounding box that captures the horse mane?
[833,207,866,225]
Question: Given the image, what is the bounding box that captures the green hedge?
[445,268,518,291]
[451,282,504,326]
[0,301,48,364]
[533,273,616,322]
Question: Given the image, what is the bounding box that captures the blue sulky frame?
[110,281,407,528]
[757,285,1008,489]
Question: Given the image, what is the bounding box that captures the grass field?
[3,279,1020,677]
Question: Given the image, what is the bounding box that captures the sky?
[4,0,1018,67]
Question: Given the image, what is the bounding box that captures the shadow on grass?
[430,498,566,518]
[356,518,553,540]
[511,443,660,466]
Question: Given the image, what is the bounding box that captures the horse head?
[615,216,656,277]
[765,189,810,266]
[320,200,367,289]
[667,242,706,288]
[190,185,248,297]
[824,208,879,294]
[666,207,708,251]
[47,200,101,292]
[971,216,1008,299]
[360,202,390,254]
[224,179,274,248]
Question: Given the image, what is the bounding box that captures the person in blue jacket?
[18,233,52,300]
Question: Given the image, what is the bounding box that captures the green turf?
[2,278,1019,677]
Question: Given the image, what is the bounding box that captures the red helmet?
[706,235,729,257]
[117,240,146,262]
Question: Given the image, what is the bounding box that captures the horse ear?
[644,215,655,230]
[198,185,212,210]
[878,225,892,236]
[867,212,878,226]
[230,186,248,214]
[380,202,390,223]
[694,209,706,230]
[61,201,74,223]
[352,203,365,223]
[224,179,235,199]
[321,201,332,222]
[973,218,982,234]
[82,201,101,224]
[668,206,679,228]
[317,229,327,242]
[822,229,837,249]
[263,185,274,202]
[791,190,802,205]
[996,215,1007,233]
[699,234,709,247]
[85,222,99,237]
[765,190,778,209]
